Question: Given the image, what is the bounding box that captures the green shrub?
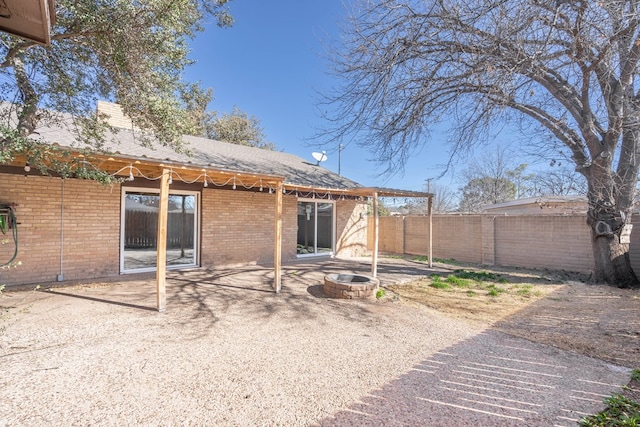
[579,394,640,426]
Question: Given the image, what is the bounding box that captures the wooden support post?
[428,195,433,269]
[273,181,283,293]
[372,191,379,278]
[156,168,169,312]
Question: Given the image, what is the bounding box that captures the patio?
[0,257,631,426]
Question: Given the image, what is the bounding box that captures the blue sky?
[184,1,480,191]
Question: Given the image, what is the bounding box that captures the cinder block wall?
[369,214,624,273]
[493,216,593,271]
[0,174,121,286]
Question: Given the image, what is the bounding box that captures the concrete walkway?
[318,329,629,426]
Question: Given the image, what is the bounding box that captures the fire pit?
[323,273,380,299]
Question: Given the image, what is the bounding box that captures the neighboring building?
[1,103,424,288]
[482,196,588,215]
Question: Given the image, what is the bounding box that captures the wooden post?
[372,191,379,278]
[156,168,169,312]
[273,181,283,293]
[428,194,433,268]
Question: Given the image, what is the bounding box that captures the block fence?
[368,214,640,274]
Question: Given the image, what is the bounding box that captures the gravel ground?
[0,258,633,426]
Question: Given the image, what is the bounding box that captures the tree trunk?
[590,229,638,288]
[587,195,639,288]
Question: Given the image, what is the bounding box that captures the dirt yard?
[385,263,639,368]
[1,258,638,425]
[384,261,640,411]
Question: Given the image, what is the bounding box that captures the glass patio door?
[297,200,334,256]
[121,189,198,273]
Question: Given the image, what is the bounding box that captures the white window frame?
[296,198,336,258]
[120,187,199,274]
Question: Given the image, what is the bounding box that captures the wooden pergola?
[7,150,433,311]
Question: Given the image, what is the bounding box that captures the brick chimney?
[96,100,134,129]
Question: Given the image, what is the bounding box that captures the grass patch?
[429,276,451,290]
[513,284,541,298]
[376,288,386,299]
[412,256,461,266]
[422,269,522,299]
[445,275,473,288]
[486,284,506,297]
[453,269,506,282]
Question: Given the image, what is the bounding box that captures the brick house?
[1,103,431,298]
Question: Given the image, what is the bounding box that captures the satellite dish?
[312,151,328,165]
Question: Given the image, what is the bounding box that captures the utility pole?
[338,143,344,176]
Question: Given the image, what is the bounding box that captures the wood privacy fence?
[368,214,640,273]
[124,210,194,249]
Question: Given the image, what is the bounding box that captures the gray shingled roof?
[34,120,362,190]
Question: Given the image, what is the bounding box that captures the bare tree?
[399,182,458,213]
[457,148,532,212]
[323,0,640,287]
[533,166,588,196]
[430,182,459,213]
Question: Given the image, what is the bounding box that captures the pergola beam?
[273,181,283,293]
[371,191,379,278]
[156,168,169,312]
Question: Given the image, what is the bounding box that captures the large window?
[121,188,198,273]
[297,200,334,256]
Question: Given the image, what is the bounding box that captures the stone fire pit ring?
[323,273,380,299]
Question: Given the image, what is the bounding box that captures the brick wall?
[200,189,299,266]
[0,174,120,286]
[369,214,604,273]
[1,171,371,286]
[335,199,368,257]
[96,100,134,129]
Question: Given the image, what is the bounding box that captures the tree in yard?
[0,0,233,178]
[204,106,276,150]
[458,148,533,212]
[323,0,640,287]
[533,165,588,196]
[459,177,516,213]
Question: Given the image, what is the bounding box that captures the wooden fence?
[124,210,194,249]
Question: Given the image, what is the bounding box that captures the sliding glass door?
[297,199,334,256]
[121,188,198,273]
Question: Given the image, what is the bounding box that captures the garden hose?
[0,208,18,268]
